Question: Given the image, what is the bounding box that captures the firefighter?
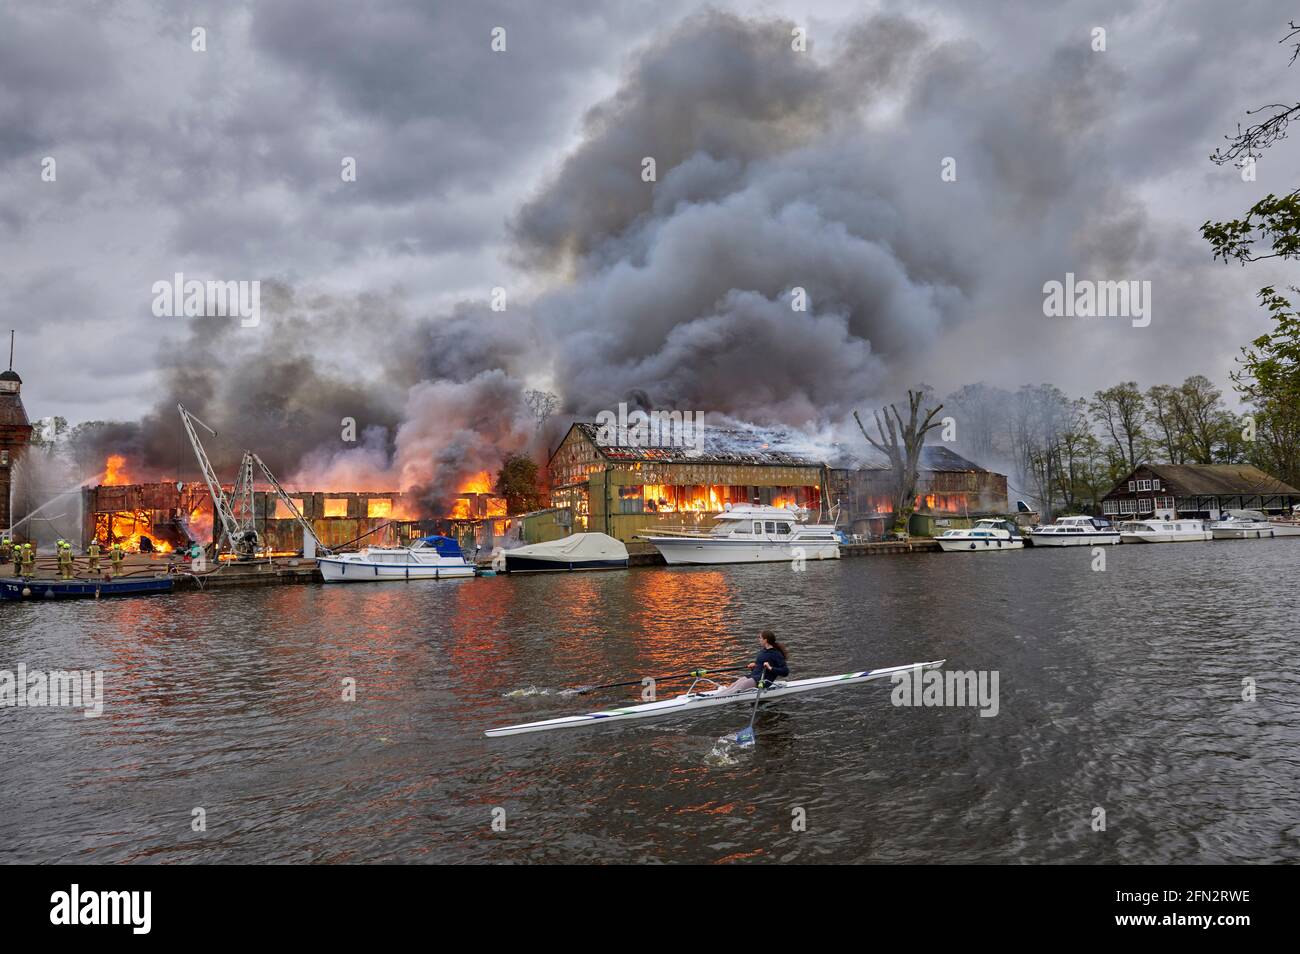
[57,539,74,580]
[0,535,10,566]
[20,542,35,577]
[87,538,101,574]
[109,541,124,574]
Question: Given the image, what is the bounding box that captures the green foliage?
[1233,286,1300,486]
[1202,191,1300,264]
[496,453,543,515]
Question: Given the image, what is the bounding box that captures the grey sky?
[1,0,1295,481]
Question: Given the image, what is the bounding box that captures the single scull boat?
[484,659,945,737]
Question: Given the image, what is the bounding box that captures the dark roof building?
[1101,463,1300,518]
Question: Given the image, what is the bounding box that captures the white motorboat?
[1209,510,1277,540]
[1267,512,1300,537]
[1029,515,1120,546]
[503,532,629,572]
[1117,518,1212,543]
[935,518,1026,552]
[317,534,476,582]
[637,504,840,565]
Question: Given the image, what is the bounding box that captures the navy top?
[752,648,789,687]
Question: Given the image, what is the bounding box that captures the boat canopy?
[414,535,464,557]
[506,532,629,561]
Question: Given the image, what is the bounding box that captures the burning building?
[80,448,509,558]
[543,422,826,544]
[536,422,1009,545]
[828,445,1009,539]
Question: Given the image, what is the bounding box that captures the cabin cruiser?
[317,534,475,582]
[503,533,629,572]
[1267,507,1300,537]
[1209,510,1277,540]
[935,518,1026,552]
[1029,515,1119,546]
[1117,518,1212,543]
[637,504,840,565]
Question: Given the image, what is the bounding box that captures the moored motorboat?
[317,535,475,582]
[504,532,629,572]
[1029,515,1120,546]
[1117,518,1212,543]
[1267,514,1300,537]
[1209,510,1277,539]
[935,518,1026,552]
[637,504,839,565]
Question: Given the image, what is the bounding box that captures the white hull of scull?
[484,659,946,737]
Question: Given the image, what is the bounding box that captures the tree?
[523,390,560,432]
[1234,285,1300,484]
[29,416,68,451]
[944,382,1010,465]
[1090,382,1148,472]
[1170,375,1232,464]
[1203,20,1300,484]
[496,453,542,515]
[1145,384,1186,463]
[854,390,944,535]
[1209,21,1300,166]
[1007,384,1076,519]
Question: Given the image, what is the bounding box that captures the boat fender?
[21,587,30,598]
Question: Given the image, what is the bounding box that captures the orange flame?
[102,454,131,486]
[458,470,494,494]
[95,510,175,554]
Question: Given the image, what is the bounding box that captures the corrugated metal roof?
[834,443,989,473]
[573,422,820,466]
[570,422,993,473]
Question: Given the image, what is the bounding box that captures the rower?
[715,631,790,696]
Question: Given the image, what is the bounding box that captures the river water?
[2,538,1298,864]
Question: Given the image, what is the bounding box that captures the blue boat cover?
[416,535,463,557]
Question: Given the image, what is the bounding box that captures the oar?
[735,675,768,746]
[571,665,751,695]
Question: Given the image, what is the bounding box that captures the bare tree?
[1090,382,1148,472]
[854,390,944,535]
[1211,21,1300,165]
[944,382,1010,465]
[523,389,560,432]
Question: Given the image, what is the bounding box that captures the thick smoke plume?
[71,9,1143,497]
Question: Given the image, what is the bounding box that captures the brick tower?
[0,333,33,533]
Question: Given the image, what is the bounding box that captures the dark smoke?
[76,9,1146,497]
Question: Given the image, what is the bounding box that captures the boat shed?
[1101,464,1300,520]
[828,444,1010,539]
[544,422,827,543]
